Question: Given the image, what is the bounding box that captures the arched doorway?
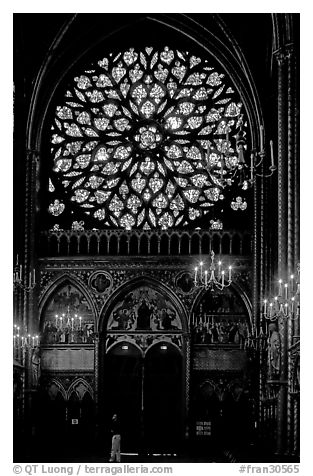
[100,280,187,455]
[105,342,142,453]
[144,342,182,453]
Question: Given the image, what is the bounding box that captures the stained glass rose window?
[49,46,247,230]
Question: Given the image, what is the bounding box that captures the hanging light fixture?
[262,264,300,323]
[194,250,233,290]
[205,116,277,212]
[13,255,36,292]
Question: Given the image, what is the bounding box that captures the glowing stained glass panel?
[49,46,247,229]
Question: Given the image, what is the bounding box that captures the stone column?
[274,47,289,456]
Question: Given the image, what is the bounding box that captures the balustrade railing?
[39,229,252,257]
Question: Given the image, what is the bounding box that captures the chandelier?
[263,264,300,322]
[55,306,83,331]
[13,255,36,292]
[194,250,233,290]
[205,117,277,209]
[13,323,39,363]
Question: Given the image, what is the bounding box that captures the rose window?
[49,46,247,230]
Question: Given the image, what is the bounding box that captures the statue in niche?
[136,299,152,330]
[268,322,281,376]
[31,346,41,387]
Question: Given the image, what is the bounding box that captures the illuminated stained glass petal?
[74,189,90,203]
[149,177,164,193]
[77,111,92,125]
[183,189,200,203]
[86,90,104,102]
[179,102,195,115]
[207,72,223,86]
[108,195,124,213]
[96,74,113,87]
[94,147,111,161]
[131,176,146,193]
[103,104,118,117]
[112,64,126,83]
[191,174,208,187]
[48,200,65,216]
[127,195,141,211]
[131,84,147,102]
[114,145,132,160]
[160,47,174,64]
[75,75,92,89]
[95,191,111,204]
[177,160,194,174]
[189,208,201,220]
[120,213,135,230]
[94,209,106,220]
[158,212,174,229]
[54,158,72,172]
[225,102,242,117]
[166,144,183,159]
[165,116,183,130]
[123,49,138,66]
[65,123,83,137]
[114,118,130,131]
[204,187,221,201]
[76,154,91,169]
[140,158,155,176]
[187,116,203,129]
[170,194,184,211]
[56,106,73,119]
[152,193,168,209]
[102,162,120,175]
[140,101,155,118]
[94,117,109,131]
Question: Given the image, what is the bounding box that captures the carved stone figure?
[31,346,41,387]
[268,323,281,376]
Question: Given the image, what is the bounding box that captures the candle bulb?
[290,274,294,294]
[284,283,288,300]
[278,280,283,297]
[33,269,36,285]
[221,270,225,287]
[270,140,274,167]
[274,296,279,312]
[32,336,35,347]
[263,299,267,316]
[200,261,203,281]
[291,297,295,313]
[19,265,22,281]
[269,303,273,317]
[29,271,32,286]
[79,316,82,329]
[71,317,74,331]
[16,254,19,267]
[13,335,16,348]
[194,267,198,285]
[228,265,232,281]
[55,314,58,327]
[205,270,208,286]
[260,125,264,151]
[35,336,39,346]
[218,261,221,278]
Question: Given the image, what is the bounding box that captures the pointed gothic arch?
[38,272,98,332]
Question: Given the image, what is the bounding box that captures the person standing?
[109,414,121,462]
